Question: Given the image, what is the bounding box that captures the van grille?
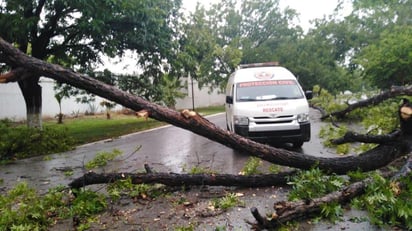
[255,120,293,125]
[253,115,293,119]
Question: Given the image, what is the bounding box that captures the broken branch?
[0,67,31,83]
[331,130,402,145]
[69,171,294,190]
[321,86,412,120]
[251,171,396,229]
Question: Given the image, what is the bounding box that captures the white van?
[225,62,312,148]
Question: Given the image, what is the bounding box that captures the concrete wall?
[0,77,225,121]
[175,77,225,110]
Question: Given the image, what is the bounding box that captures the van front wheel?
[292,142,304,148]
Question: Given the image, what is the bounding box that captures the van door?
[225,84,234,131]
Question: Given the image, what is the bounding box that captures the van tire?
[292,142,304,148]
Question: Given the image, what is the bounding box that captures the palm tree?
[160,74,187,109]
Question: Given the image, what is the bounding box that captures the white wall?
[0,77,225,121]
[175,76,225,110]
[0,77,120,120]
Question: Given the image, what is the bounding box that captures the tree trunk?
[0,37,411,174]
[18,76,42,129]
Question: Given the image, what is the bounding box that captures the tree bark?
[68,171,294,189]
[18,76,43,129]
[0,37,411,174]
[0,68,43,128]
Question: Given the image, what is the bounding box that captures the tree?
[310,0,412,91]
[346,0,412,90]
[99,100,116,120]
[355,26,412,89]
[236,0,300,64]
[182,0,361,94]
[0,0,181,128]
[54,87,70,124]
[178,0,301,92]
[2,36,412,229]
[276,31,355,93]
[177,2,241,92]
[1,37,410,174]
[159,73,187,109]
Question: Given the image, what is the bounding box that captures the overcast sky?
[182,0,350,31]
[103,1,351,73]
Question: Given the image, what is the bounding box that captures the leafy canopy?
[0,0,182,100]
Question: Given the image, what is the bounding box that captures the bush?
[0,121,74,160]
[0,182,51,230]
[352,173,412,229]
[0,182,107,230]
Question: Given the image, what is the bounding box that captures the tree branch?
[331,130,402,145]
[0,67,32,83]
[69,171,294,189]
[251,171,396,229]
[321,86,412,120]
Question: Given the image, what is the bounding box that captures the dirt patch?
[51,185,289,230]
[51,184,379,231]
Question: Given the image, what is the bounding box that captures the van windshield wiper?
[238,98,258,101]
[258,96,291,101]
[273,97,292,100]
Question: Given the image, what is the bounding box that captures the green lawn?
[44,105,224,146]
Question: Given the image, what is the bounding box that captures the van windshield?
[236,80,304,102]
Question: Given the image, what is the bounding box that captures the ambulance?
[225,62,312,148]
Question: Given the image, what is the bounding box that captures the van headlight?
[234,116,249,125]
[297,113,309,123]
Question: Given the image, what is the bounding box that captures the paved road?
[1,109,381,230]
[0,108,331,194]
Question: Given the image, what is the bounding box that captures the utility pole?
[190,73,195,111]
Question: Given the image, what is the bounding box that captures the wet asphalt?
[0,109,382,230]
[0,109,331,194]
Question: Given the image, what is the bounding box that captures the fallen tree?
[2,36,412,228]
[0,36,411,174]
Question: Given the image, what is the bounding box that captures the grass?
[43,105,224,146]
[196,105,225,116]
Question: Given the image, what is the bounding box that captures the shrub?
[0,182,107,230]
[0,121,74,160]
[287,167,347,201]
[352,173,412,229]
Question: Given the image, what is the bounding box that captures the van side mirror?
[305,90,313,100]
[226,96,233,104]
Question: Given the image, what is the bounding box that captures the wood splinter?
[0,71,15,83]
[181,109,197,119]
